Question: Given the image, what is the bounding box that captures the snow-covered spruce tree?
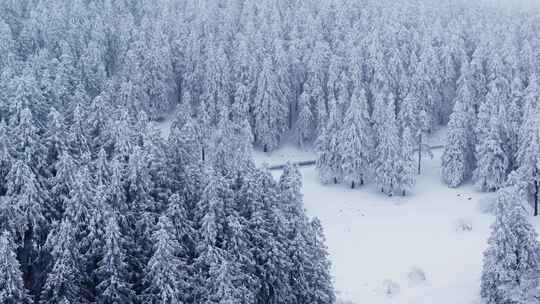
[473,114,509,192]
[166,113,205,198]
[397,127,416,196]
[86,93,112,152]
[53,43,80,111]
[193,168,231,302]
[481,186,540,304]
[0,119,13,195]
[374,94,400,196]
[10,107,45,172]
[67,103,90,157]
[39,219,88,304]
[279,163,311,302]
[470,42,489,114]
[0,19,16,71]
[306,40,330,139]
[306,218,335,304]
[337,87,373,189]
[48,151,77,219]
[278,163,334,303]
[516,103,540,216]
[140,23,175,120]
[402,89,434,175]
[96,213,136,304]
[4,150,49,297]
[0,231,32,304]
[8,66,48,124]
[43,108,68,174]
[142,215,186,304]
[441,84,476,188]
[126,146,159,262]
[293,90,315,148]
[166,193,195,261]
[249,168,292,304]
[211,113,253,179]
[109,109,133,162]
[316,99,343,185]
[65,167,99,266]
[503,75,526,169]
[4,155,47,238]
[252,57,288,152]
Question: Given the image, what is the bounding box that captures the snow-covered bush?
[382,279,400,297]
[454,217,473,232]
[408,267,427,286]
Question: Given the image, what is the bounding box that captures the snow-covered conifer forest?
[0,0,539,303]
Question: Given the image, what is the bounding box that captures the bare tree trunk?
[289,102,293,130]
[417,133,422,175]
[534,179,538,217]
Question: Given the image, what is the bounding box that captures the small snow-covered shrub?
[382,279,400,297]
[408,266,427,286]
[454,217,473,232]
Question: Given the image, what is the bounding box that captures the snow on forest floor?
[254,147,493,304]
[254,139,540,304]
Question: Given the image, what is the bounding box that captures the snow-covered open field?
[254,142,540,304]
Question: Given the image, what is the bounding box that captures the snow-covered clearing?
[156,119,538,304]
[255,144,539,304]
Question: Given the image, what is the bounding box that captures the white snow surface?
[254,144,540,304]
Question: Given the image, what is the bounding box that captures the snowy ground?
[255,147,493,304]
[252,139,537,304]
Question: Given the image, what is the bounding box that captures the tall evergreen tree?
[316,100,343,185]
[143,215,186,304]
[516,104,540,216]
[252,57,287,152]
[481,187,540,304]
[398,127,416,196]
[96,213,135,304]
[0,119,13,196]
[473,115,509,192]
[293,90,314,148]
[39,219,87,304]
[442,87,476,187]
[374,94,400,196]
[337,87,373,188]
[0,231,32,304]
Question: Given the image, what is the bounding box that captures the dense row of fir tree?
[0,0,539,302]
[0,96,334,302]
[0,0,538,196]
[0,1,337,303]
